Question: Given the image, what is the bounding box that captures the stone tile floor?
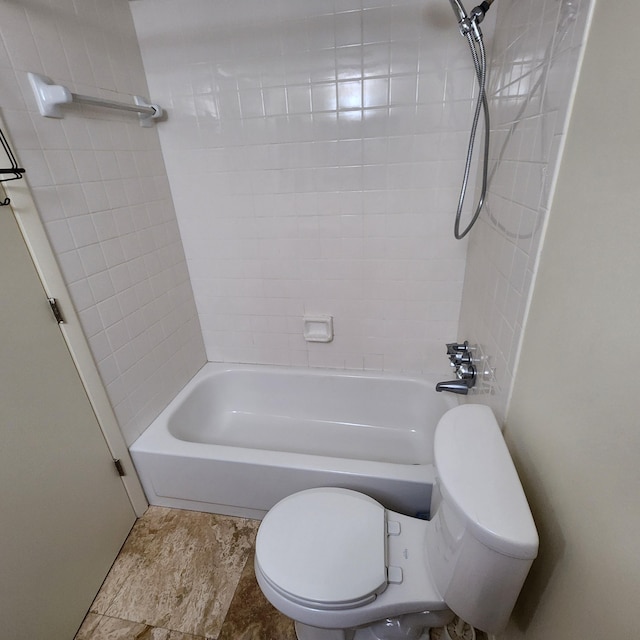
[74,506,486,640]
[75,506,295,640]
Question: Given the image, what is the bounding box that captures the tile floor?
[75,506,486,640]
[75,507,295,640]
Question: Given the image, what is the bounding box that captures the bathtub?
[130,363,457,519]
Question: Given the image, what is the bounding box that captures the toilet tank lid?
[435,404,539,560]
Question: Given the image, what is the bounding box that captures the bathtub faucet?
[436,377,474,395]
[437,341,477,394]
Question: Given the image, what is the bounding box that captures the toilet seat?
[255,488,388,610]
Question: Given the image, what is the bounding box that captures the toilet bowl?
[254,404,538,640]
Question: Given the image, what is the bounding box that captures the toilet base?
[295,622,352,640]
[294,610,454,640]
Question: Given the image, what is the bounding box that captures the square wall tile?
[458,0,593,422]
[130,0,476,375]
[0,0,206,444]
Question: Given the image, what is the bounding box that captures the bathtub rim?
[129,362,457,518]
[130,361,457,480]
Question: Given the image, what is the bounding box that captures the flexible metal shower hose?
[454,29,490,239]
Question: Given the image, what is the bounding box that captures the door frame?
[1,120,147,516]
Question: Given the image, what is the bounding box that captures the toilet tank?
[426,404,538,634]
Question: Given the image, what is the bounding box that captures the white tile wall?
[459,0,593,422]
[0,0,595,439]
[0,0,206,445]
[131,0,486,374]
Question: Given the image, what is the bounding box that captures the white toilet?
[254,404,538,640]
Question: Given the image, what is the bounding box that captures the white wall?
[0,0,206,445]
[459,0,592,422]
[500,0,640,636]
[131,0,481,373]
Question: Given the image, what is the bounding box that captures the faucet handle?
[449,350,472,366]
[438,342,476,394]
[455,363,476,382]
[446,341,469,355]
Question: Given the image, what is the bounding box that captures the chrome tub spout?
[436,379,472,395]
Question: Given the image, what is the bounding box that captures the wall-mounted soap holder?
[303,315,333,343]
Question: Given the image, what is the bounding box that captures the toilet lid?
[255,488,387,609]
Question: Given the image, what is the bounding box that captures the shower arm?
[470,0,494,25]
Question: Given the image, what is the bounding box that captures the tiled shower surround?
[459,0,593,420]
[131,0,592,419]
[0,0,593,445]
[0,0,206,445]
[130,0,480,374]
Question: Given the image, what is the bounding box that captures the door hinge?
[113,458,126,477]
[47,297,65,324]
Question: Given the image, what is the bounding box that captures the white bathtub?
[130,363,457,519]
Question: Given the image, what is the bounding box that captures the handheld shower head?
[448,0,468,22]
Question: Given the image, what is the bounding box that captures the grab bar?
[28,73,163,128]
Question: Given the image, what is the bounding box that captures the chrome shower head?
[448,0,468,22]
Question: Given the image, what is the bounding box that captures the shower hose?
[454,26,490,240]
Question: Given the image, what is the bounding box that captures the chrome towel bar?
[28,73,163,127]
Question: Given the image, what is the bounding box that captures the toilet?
[254,404,539,640]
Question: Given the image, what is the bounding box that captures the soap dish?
[303,315,333,343]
